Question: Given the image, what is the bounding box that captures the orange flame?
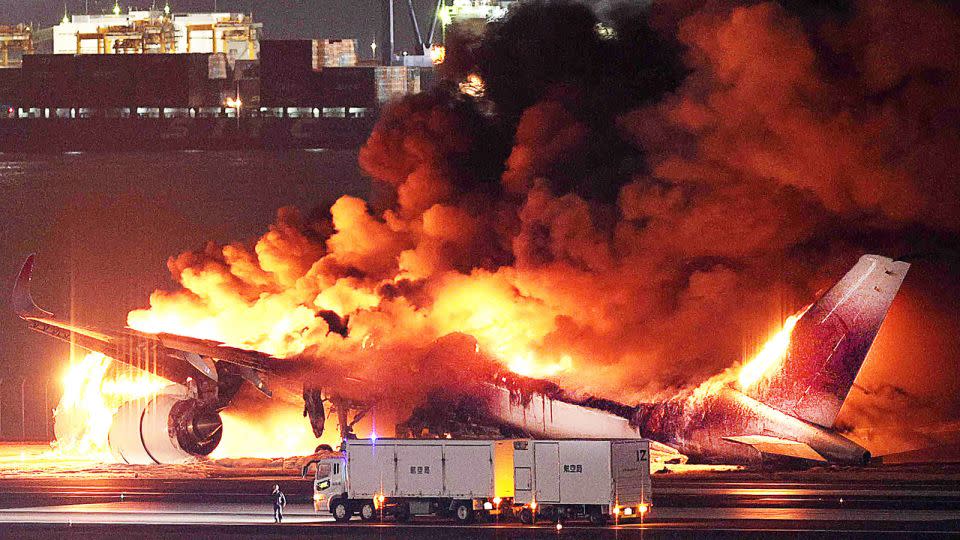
[688,305,810,404]
[736,306,809,390]
[53,352,168,459]
[429,44,446,65]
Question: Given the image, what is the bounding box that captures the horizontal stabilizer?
[724,435,827,462]
[11,254,55,320]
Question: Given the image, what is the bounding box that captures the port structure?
[50,10,260,59]
[0,24,33,68]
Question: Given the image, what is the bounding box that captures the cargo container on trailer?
[309,438,515,523]
[308,437,651,525]
[512,439,652,525]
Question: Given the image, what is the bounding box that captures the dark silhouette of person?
[272,484,287,523]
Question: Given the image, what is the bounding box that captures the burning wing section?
[12,255,282,464]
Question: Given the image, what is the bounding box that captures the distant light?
[483,501,493,510]
[556,523,562,531]
[370,430,378,442]
[164,2,171,15]
[113,2,121,16]
[624,507,634,516]
[639,503,649,514]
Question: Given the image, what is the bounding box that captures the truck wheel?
[394,503,411,523]
[519,507,535,524]
[359,501,379,522]
[454,501,475,524]
[332,499,352,523]
[588,511,608,526]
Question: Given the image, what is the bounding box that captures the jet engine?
[107,392,223,464]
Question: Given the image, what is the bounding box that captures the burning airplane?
[13,252,907,465]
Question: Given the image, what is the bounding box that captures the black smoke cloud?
[140,0,960,453]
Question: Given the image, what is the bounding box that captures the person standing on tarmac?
[272,484,287,523]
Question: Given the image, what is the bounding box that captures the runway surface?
[0,472,957,537]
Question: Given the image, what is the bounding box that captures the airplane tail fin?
[750,254,909,428]
[11,254,55,320]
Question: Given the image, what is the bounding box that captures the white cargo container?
[512,439,651,525]
[308,437,651,525]
[311,438,515,523]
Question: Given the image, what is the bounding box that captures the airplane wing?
[12,254,277,397]
[723,435,827,462]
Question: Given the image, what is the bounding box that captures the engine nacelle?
[108,393,223,464]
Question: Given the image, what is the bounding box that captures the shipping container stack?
[7,53,225,110]
[375,66,420,104]
[260,39,422,110]
[312,39,357,69]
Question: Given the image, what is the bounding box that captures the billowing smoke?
[128,0,960,452]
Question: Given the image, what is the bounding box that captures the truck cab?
[311,456,347,512]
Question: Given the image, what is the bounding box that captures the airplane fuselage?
[478,383,869,465]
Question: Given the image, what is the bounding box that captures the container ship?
[0,3,489,151]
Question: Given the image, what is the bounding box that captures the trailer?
[512,439,651,525]
[308,438,651,525]
[310,438,515,523]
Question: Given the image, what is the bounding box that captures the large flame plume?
[53,352,168,459]
[53,352,334,460]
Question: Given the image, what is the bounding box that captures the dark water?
[0,150,367,438]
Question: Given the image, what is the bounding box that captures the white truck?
[308,437,651,525]
[512,439,652,525]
